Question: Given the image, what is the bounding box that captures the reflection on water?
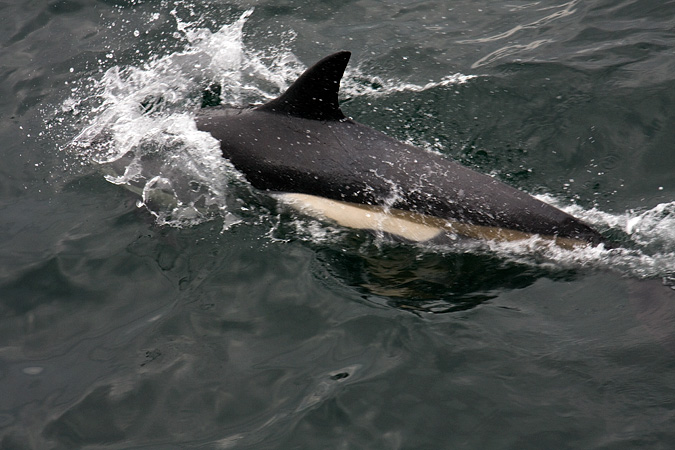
[312,235,574,313]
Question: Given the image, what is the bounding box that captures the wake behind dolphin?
[196,51,609,248]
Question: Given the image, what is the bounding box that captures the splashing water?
[61,8,675,281]
[64,9,304,226]
[498,195,675,280]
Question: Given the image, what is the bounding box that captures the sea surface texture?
[2,0,675,448]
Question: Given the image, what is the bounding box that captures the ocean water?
[2,0,675,448]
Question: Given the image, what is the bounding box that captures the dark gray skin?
[197,51,609,246]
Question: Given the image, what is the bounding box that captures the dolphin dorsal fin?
[256,51,351,121]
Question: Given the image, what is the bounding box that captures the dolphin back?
[196,51,610,247]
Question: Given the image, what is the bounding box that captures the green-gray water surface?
[2,1,675,448]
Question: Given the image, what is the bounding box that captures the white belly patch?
[278,192,444,242]
[276,193,585,248]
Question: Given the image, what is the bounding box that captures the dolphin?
[196,51,609,247]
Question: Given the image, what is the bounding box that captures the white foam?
[341,68,475,99]
[65,10,267,226]
[509,195,675,279]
